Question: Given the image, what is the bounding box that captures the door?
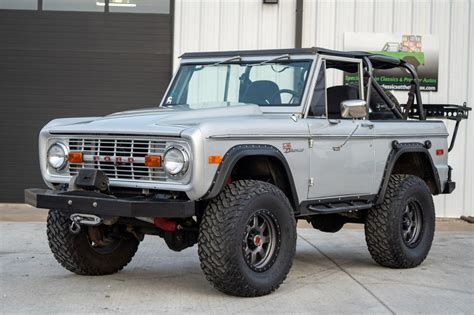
[306,57,375,199]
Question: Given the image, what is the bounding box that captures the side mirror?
[341,99,368,119]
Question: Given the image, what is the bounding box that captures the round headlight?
[163,147,189,176]
[47,142,68,170]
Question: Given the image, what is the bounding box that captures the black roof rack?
[179,47,403,70]
[179,47,319,59]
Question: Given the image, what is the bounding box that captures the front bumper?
[24,188,195,218]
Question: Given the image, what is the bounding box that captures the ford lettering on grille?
[91,156,136,164]
[68,137,167,181]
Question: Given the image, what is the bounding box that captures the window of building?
[108,0,170,14]
[43,0,104,12]
[0,0,37,10]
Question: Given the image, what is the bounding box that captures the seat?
[367,88,396,120]
[240,80,281,105]
[326,85,359,119]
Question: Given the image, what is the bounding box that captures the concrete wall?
[173,0,473,218]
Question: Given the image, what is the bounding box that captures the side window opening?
[325,64,361,119]
[307,57,407,121]
[326,60,363,119]
[307,59,364,119]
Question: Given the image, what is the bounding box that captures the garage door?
[0,1,173,202]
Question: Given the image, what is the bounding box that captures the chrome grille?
[68,137,168,181]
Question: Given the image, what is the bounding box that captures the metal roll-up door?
[0,1,173,202]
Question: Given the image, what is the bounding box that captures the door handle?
[332,124,360,151]
[361,122,374,129]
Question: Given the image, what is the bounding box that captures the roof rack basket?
[405,102,471,152]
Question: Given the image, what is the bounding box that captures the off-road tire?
[47,210,139,275]
[365,175,435,268]
[198,180,297,297]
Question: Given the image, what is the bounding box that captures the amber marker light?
[145,155,161,167]
[208,155,223,164]
[68,152,83,163]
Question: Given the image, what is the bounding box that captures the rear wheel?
[47,210,140,275]
[365,175,435,268]
[198,180,296,297]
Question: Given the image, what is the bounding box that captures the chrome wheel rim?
[242,209,281,272]
[401,199,423,247]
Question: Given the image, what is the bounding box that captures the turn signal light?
[145,155,161,167]
[208,155,223,164]
[68,152,83,163]
[436,149,444,156]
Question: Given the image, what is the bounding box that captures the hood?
[47,104,263,136]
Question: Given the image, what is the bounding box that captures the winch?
[69,213,102,234]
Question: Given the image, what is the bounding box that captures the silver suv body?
[26,48,470,297]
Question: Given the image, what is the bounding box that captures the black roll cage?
[364,56,424,120]
[320,48,470,151]
[323,51,423,120]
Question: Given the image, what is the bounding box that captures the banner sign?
[344,32,439,91]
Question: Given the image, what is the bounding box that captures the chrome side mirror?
[341,99,368,119]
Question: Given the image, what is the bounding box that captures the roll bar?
[360,57,424,120]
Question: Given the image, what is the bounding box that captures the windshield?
[163,60,312,109]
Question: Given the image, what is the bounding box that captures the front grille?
[68,137,168,182]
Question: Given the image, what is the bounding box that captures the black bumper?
[441,166,456,194]
[24,188,195,218]
[442,181,456,194]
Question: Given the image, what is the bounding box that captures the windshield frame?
[160,54,318,114]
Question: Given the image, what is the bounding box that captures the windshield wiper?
[211,56,242,66]
[257,54,291,65]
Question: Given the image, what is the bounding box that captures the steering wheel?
[269,89,299,104]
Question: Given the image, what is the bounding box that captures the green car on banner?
[372,36,425,70]
[344,33,438,91]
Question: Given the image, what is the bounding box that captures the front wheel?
[47,210,140,275]
[198,180,296,297]
[365,175,435,268]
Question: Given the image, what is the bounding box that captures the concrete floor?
[0,207,473,314]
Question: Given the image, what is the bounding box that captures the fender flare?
[375,141,442,204]
[203,144,299,209]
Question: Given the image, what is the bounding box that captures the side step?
[297,195,375,217]
[308,203,373,214]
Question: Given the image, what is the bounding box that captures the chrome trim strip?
[311,133,449,139]
[208,133,448,140]
[208,134,310,139]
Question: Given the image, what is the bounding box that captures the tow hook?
[69,213,102,234]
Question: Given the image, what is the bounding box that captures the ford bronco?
[25,47,470,297]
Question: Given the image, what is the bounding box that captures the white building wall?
[173,0,297,69]
[174,0,473,218]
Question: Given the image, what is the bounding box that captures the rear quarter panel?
[371,120,449,192]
